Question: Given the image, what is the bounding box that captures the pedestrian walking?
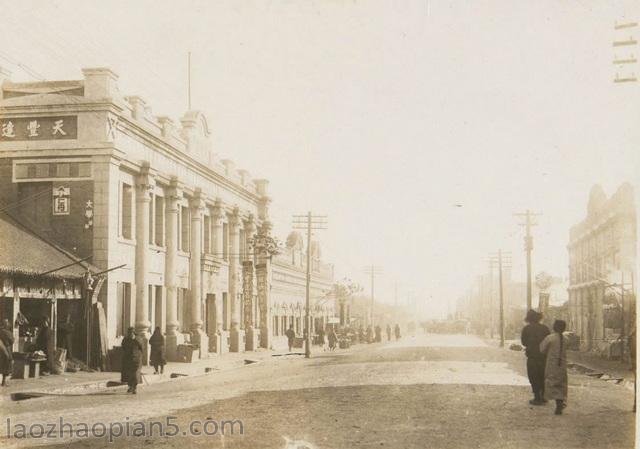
[386,324,392,341]
[121,327,143,394]
[328,328,338,351]
[540,320,569,415]
[318,327,326,351]
[394,324,401,340]
[0,319,14,386]
[149,327,166,374]
[285,324,296,352]
[521,309,550,405]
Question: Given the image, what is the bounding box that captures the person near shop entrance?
[121,327,144,394]
[521,309,550,406]
[34,317,51,374]
[317,326,326,351]
[0,319,13,386]
[149,327,166,375]
[285,324,296,352]
[327,327,338,351]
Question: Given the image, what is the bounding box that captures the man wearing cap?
[521,309,550,405]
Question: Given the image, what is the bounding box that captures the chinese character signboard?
[0,116,77,141]
[53,186,70,216]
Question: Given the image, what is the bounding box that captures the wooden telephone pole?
[293,212,327,358]
[489,251,512,347]
[515,210,541,311]
[363,265,383,327]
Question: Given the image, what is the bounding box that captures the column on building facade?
[243,216,258,351]
[134,166,154,362]
[189,190,208,358]
[228,208,244,352]
[164,180,183,361]
[256,220,273,349]
[209,199,227,354]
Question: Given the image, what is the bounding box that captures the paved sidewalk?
[0,347,300,399]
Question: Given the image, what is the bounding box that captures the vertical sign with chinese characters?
[52,186,70,216]
[0,116,78,141]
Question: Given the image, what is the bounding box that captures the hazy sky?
[2,0,639,317]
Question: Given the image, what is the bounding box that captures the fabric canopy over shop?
[0,214,93,280]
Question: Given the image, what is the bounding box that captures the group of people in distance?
[120,326,166,395]
[285,323,402,353]
[521,309,568,415]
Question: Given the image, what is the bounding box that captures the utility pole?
[514,210,541,310]
[489,250,512,348]
[187,52,192,110]
[363,265,383,327]
[488,261,494,339]
[293,212,327,358]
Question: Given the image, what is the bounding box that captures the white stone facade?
[0,67,272,360]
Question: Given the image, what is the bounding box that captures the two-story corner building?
[270,231,335,349]
[567,183,637,352]
[0,67,275,362]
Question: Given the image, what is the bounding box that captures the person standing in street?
[149,327,166,374]
[374,325,382,342]
[540,320,569,415]
[394,324,401,340]
[327,327,338,351]
[386,324,392,341]
[521,309,550,405]
[121,327,144,394]
[365,326,373,343]
[285,324,296,352]
[317,326,326,351]
[0,319,14,386]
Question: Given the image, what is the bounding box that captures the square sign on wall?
[53,186,70,215]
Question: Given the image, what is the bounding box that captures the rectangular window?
[154,286,163,331]
[148,285,154,328]
[222,292,229,330]
[222,222,229,261]
[121,183,133,239]
[181,206,190,252]
[148,193,155,245]
[154,196,164,246]
[203,215,211,254]
[35,163,49,178]
[116,282,132,337]
[177,288,188,332]
[69,162,79,177]
[239,229,245,261]
[57,163,70,177]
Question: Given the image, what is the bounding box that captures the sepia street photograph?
[0,1,638,448]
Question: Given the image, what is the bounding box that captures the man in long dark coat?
[521,309,550,405]
[121,327,144,394]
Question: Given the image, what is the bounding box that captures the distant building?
[270,231,334,349]
[567,183,637,352]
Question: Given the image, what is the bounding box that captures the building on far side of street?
[567,183,637,354]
